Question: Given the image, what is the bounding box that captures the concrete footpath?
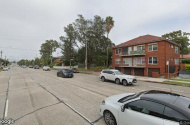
[79,70,166,83]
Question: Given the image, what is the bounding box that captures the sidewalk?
[135,76,165,83]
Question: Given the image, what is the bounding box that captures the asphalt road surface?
[0,67,190,125]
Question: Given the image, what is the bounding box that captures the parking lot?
[0,67,190,125]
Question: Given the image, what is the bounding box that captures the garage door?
[134,68,144,76]
[124,68,131,75]
[148,68,160,77]
[115,67,121,71]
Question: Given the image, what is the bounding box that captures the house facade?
[112,35,180,77]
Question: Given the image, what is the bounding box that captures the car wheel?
[101,76,106,82]
[122,80,128,86]
[104,111,117,125]
[115,78,120,84]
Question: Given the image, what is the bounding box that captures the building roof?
[180,55,190,59]
[113,34,180,48]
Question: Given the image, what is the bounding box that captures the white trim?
[148,43,158,52]
[115,48,121,55]
[148,57,158,65]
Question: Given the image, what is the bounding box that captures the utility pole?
[85,40,88,70]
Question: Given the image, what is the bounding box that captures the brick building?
[112,35,180,77]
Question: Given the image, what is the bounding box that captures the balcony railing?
[120,63,146,67]
[121,50,145,56]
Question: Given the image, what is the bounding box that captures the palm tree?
[106,16,114,68]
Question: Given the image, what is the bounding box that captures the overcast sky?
[0,0,190,61]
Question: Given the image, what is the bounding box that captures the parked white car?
[43,66,50,71]
[99,69,137,85]
[3,66,9,71]
[100,90,190,125]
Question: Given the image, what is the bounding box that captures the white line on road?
[148,86,184,93]
[5,100,9,117]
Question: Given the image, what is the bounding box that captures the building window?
[134,57,145,65]
[175,58,179,65]
[171,45,174,48]
[149,57,157,64]
[115,49,121,55]
[123,58,132,66]
[115,58,121,64]
[148,44,157,52]
[175,47,179,53]
[134,45,145,51]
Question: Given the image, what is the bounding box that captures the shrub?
[182,59,190,64]
[185,64,190,71]
[49,63,55,68]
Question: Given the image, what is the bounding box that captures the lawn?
[170,78,190,82]
[0,69,2,72]
[163,80,190,86]
[77,66,107,71]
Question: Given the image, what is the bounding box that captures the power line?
[0,46,39,51]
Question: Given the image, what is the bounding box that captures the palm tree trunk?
[106,33,109,68]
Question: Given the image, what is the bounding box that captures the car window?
[127,100,165,118]
[109,71,113,74]
[102,71,108,74]
[163,106,189,122]
[114,71,122,75]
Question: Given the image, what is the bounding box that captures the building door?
[134,68,144,76]
[124,68,131,75]
[148,68,160,77]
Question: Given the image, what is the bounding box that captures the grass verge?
[163,80,190,86]
[170,78,190,82]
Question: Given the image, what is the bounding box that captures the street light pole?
[85,40,88,70]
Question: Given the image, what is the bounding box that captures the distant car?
[3,66,9,71]
[57,69,73,78]
[69,68,79,73]
[22,65,26,68]
[29,65,33,68]
[43,66,50,71]
[100,90,190,125]
[34,65,39,69]
[99,69,137,86]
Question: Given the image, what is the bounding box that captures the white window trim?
[115,58,121,64]
[134,57,145,65]
[175,46,179,54]
[148,43,158,52]
[175,58,179,65]
[115,48,121,55]
[148,57,158,65]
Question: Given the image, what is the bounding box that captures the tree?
[34,58,41,65]
[60,24,77,67]
[162,30,190,57]
[39,40,59,65]
[105,16,114,67]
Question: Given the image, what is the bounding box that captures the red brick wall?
[112,41,180,76]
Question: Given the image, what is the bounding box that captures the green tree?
[39,40,59,65]
[162,30,190,57]
[34,58,41,65]
[60,24,77,67]
[105,16,114,67]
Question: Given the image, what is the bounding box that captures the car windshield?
[118,91,146,103]
[114,71,123,75]
[62,69,71,73]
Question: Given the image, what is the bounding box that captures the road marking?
[5,100,9,117]
[148,86,184,93]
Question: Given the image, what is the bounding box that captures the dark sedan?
[69,68,79,73]
[57,69,73,78]
[34,65,40,69]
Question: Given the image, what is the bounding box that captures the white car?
[3,66,9,71]
[99,69,137,86]
[43,66,50,71]
[100,90,190,125]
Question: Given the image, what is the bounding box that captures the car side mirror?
[121,105,125,112]
[112,73,115,75]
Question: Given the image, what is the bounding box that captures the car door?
[119,99,164,125]
[109,71,116,81]
[163,106,189,125]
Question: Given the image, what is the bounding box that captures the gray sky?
[0,0,190,61]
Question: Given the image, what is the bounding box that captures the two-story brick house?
[112,35,180,77]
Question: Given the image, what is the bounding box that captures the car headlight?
[102,100,105,105]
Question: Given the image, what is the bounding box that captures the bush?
[185,64,190,71]
[49,63,55,68]
[182,59,190,64]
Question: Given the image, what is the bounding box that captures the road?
[0,67,190,125]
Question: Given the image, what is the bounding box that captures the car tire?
[115,78,120,84]
[122,80,128,86]
[101,76,106,82]
[104,111,117,125]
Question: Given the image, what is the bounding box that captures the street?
[0,67,190,125]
